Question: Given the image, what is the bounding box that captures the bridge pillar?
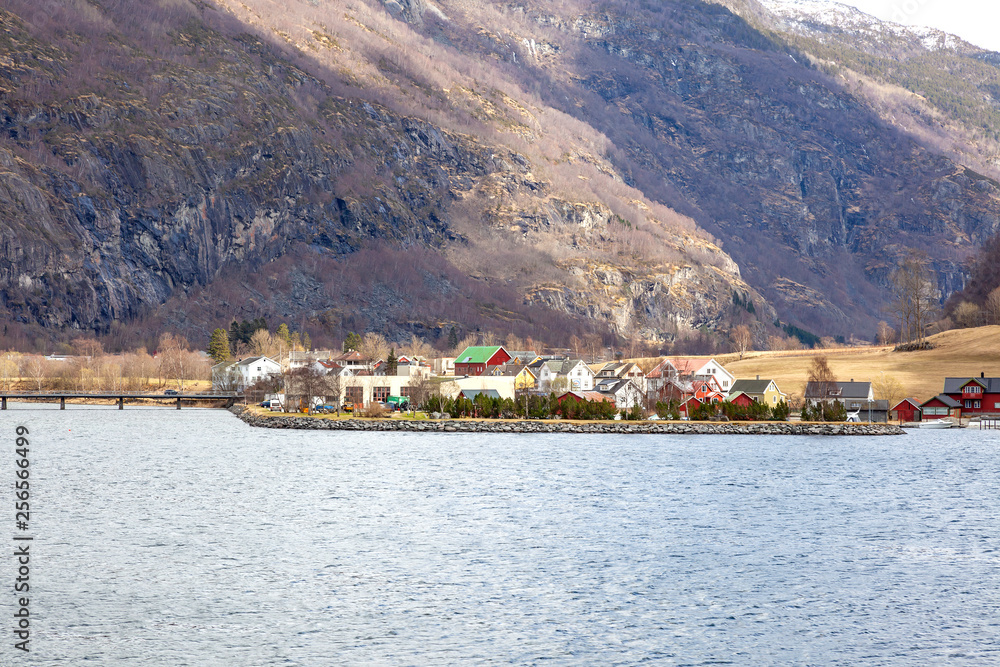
[118,397,124,410]
[176,397,181,410]
[1,397,5,410]
[60,397,65,410]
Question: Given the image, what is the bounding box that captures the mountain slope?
[1,0,999,349]
[0,0,750,348]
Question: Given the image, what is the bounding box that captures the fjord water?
[4,407,999,665]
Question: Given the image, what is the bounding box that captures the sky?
[835,0,1000,52]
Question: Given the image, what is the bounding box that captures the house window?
[346,387,363,404]
[374,387,390,402]
[966,385,981,393]
[975,400,981,409]
[965,400,972,409]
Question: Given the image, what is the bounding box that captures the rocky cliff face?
[401,0,1000,335]
[0,1,758,345]
[1,0,998,347]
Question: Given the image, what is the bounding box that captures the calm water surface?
[2,406,999,665]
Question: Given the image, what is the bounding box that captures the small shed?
[890,398,922,423]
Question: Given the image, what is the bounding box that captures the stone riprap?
[230,406,905,435]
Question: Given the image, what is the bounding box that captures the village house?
[804,380,873,406]
[454,346,512,376]
[506,351,540,366]
[330,350,371,373]
[645,358,678,394]
[429,357,455,376]
[459,389,502,401]
[489,363,538,391]
[439,375,519,400]
[211,355,282,391]
[920,394,962,421]
[288,350,335,370]
[890,398,922,423]
[671,357,735,392]
[556,390,615,405]
[595,378,644,410]
[690,375,726,404]
[594,362,647,392]
[941,374,1000,416]
[678,396,703,418]
[845,400,890,423]
[728,377,787,407]
[534,359,595,392]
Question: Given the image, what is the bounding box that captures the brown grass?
[721,326,1000,401]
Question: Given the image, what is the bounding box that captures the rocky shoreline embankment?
[229,406,905,436]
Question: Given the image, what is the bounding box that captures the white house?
[671,357,735,392]
[596,378,644,410]
[595,362,647,392]
[212,356,282,391]
[534,359,594,391]
[289,350,335,370]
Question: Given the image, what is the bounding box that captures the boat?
[919,420,954,429]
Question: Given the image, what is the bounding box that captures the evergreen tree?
[208,328,231,363]
[386,348,398,375]
[344,332,362,352]
[447,326,458,350]
[302,332,312,351]
[276,323,291,347]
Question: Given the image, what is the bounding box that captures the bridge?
[0,392,240,410]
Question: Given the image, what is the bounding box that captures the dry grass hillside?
[721,326,1000,402]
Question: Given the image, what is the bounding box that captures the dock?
[0,392,239,410]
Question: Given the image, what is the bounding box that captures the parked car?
[164,389,178,396]
[314,404,337,414]
[268,399,283,411]
[341,402,355,413]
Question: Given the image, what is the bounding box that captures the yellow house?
[729,377,787,406]
[490,364,537,391]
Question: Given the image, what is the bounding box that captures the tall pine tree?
[208,328,231,363]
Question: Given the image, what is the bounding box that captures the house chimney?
[982,372,986,379]
[756,375,760,380]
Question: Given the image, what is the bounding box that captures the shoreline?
[230,406,906,435]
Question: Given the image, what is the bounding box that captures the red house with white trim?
[942,375,1000,416]
[889,398,922,423]
[920,394,961,421]
[679,396,703,418]
[453,346,512,376]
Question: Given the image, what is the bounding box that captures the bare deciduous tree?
[986,287,1000,326]
[875,321,895,346]
[872,371,904,408]
[891,252,937,345]
[730,324,752,360]
[358,332,389,368]
[806,356,837,401]
[953,301,982,329]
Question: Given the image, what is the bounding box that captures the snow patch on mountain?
[761,0,968,52]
